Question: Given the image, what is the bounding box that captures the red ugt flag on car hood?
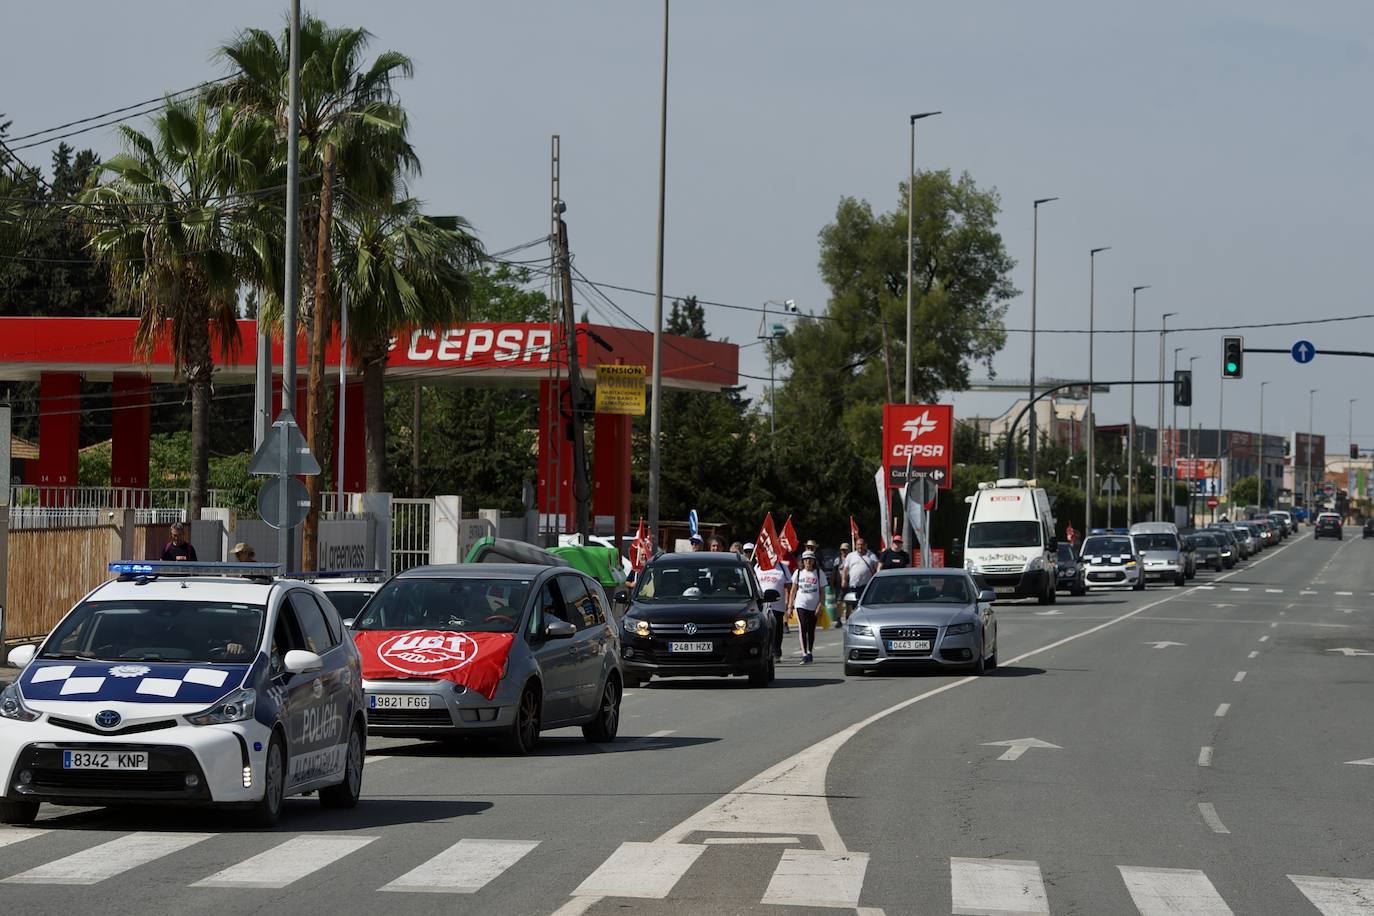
[353,630,516,700]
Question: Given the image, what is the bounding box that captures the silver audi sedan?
[349,563,622,754]
[842,569,997,676]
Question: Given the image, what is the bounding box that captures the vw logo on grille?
[94,710,122,729]
[684,622,698,635]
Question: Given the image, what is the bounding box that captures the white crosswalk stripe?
[4,832,212,885]
[0,828,47,850]
[380,838,539,894]
[1289,875,1374,914]
[191,835,377,889]
[761,848,868,909]
[571,841,706,899]
[950,857,1050,915]
[1119,865,1233,915]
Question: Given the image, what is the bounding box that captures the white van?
[962,478,1058,604]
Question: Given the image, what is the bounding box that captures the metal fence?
[391,498,432,574]
[10,506,185,529]
[9,486,239,511]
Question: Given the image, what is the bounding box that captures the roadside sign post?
[1101,472,1121,529]
[249,410,321,569]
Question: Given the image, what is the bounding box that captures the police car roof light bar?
[108,561,282,578]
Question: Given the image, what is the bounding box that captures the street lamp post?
[1086,247,1110,532]
[1350,398,1358,512]
[905,111,941,405]
[1155,312,1177,520]
[1127,285,1149,526]
[1258,381,1269,510]
[646,0,670,550]
[1187,354,1198,526]
[1170,346,1185,520]
[1308,388,1319,519]
[1028,196,1058,479]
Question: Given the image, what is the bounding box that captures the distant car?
[842,569,997,676]
[1186,532,1224,572]
[1129,523,1187,587]
[1079,535,1144,591]
[1206,527,1241,568]
[310,573,385,625]
[1055,543,1085,596]
[1315,513,1344,540]
[351,563,623,754]
[1364,520,1374,539]
[619,553,777,688]
[1269,511,1293,535]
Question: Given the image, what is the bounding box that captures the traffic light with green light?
[1222,336,1244,379]
[1173,369,1192,406]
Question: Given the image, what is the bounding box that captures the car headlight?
[847,623,872,637]
[185,687,257,726]
[622,617,650,639]
[0,684,39,722]
[732,616,762,636]
[1026,557,1044,571]
[945,622,975,636]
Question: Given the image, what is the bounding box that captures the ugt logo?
[377,631,481,676]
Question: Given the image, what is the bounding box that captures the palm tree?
[215,15,418,556]
[335,199,484,492]
[77,99,277,516]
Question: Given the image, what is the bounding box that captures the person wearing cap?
[878,534,911,571]
[232,542,256,563]
[690,534,705,551]
[787,550,827,664]
[754,549,791,663]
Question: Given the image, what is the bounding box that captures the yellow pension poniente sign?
[594,364,647,415]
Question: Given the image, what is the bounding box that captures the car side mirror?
[543,619,576,640]
[761,588,781,603]
[843,591,858,603]
[342,618,355,629]
[6,644,36,668]
[978,589,996,603]
[283,649,323,675]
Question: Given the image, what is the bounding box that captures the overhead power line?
[6,76,237,151]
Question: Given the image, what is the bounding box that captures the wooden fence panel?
[7,526,121,640]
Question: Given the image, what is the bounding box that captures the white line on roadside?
[1198,746,1213,766]
[1234,671,1247,682]
[1215,703,1230,717]
[1266,588,1283,594]
[1198,802,1231,834]
[1231,587,1250,592]
[1301,590,1319,596]
[1337,591,1354,596]
[1270,622,1279,628]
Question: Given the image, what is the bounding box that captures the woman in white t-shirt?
[788,551,827,664]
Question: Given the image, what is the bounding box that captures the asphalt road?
[1,529,1372,915]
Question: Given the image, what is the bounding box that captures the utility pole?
[1259,381,1268,510]
[1155,312,1176,519]
[1216,378,1224,523]
[646,0,669,551]
[1028,196,1058,480]
[1127,285,1149,525]
[552,136,591,541]
[1170,346,1184,523]
[302,141,335,571]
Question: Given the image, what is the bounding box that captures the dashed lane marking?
[1234,671,1247,682]
[1198,803,1231,835]
[1199,747,1214,767]
[1215,703,1230,717]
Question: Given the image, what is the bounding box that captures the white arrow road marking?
[1329,648,1374,657]
[1345,758,1374,766]
[1145,641,1187,649]
[1198,802,1231,834]
[1033,609,1062,616]
[982,738,1062,761]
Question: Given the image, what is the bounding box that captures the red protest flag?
[849,516,860,547]
[780,515,799,557]
[630,518,652,572]
[754,513,782,571]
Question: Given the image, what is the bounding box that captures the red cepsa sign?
[883,403,953,490]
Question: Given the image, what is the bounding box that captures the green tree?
[336,198,483,492]
[1231,474,1259,507]
[77,98,277,516]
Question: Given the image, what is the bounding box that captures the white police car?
[0,562,366,825]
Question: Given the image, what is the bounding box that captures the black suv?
[1315,513,1343,540]
[618,553,778,687]
[1055,543,1085,596]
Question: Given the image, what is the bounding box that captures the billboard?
[882,404,954,489]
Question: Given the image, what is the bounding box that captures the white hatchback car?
[0,562,366,826]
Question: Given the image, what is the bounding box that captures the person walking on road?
[162,522,197,562]
[877,534,910,570]
[754,550,792,662]
[840,537,878,619]
[788,550,827,664]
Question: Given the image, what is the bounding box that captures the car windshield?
[863,574,972,604]
[1133,534,1179,551]
[322,590,375,620]
[1057,544,1075,563]
[635,561,755,601]
[966,521,1042,549]
[40,600,265,664]
[352,578,531,632]
[1082,537,1133,556]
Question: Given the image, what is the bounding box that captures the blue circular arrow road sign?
[1292,340,1316,364]
[688,509,699,536]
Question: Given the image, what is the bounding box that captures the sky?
[4,1,1373,447]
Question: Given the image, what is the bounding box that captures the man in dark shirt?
[161,522,198,561]
[877,534,910,570]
